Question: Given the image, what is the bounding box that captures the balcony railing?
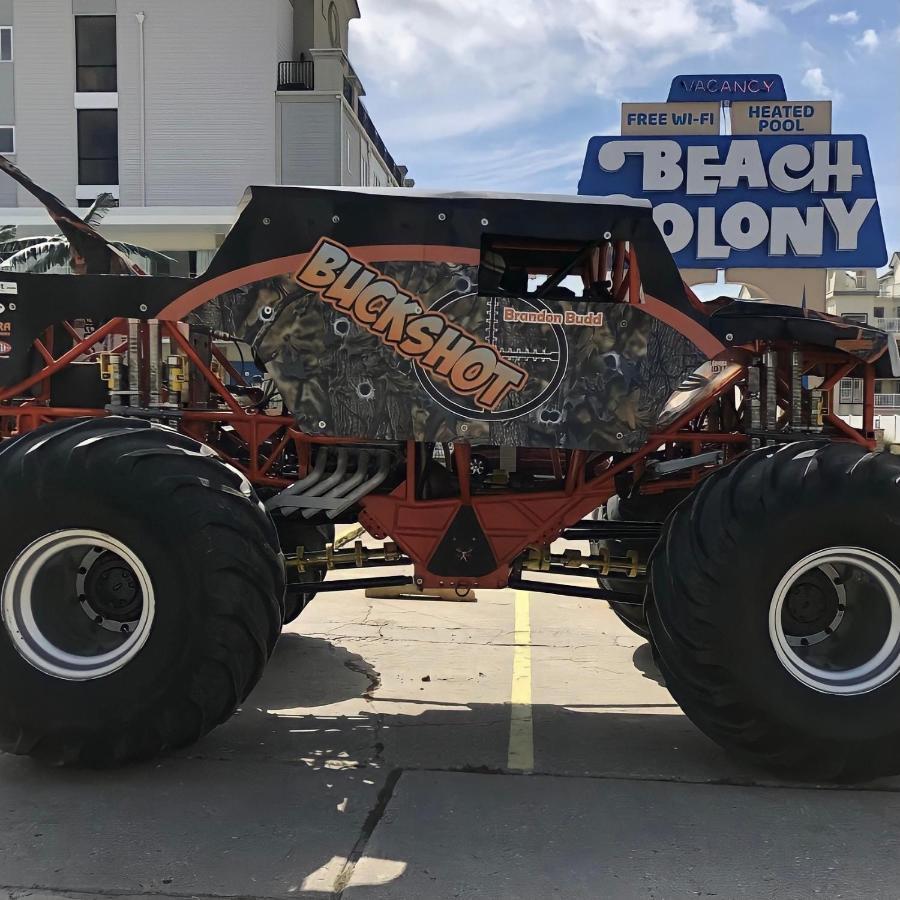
[879,285,900,299]
[278,59,314,91]
[876,394,900,408]
[875,318,900,332]
[356,101,406,186]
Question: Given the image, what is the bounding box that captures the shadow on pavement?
[2,632,897,899]
[631,639,665,686]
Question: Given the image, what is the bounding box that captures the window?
[77,109,118,184]
[478,235,604,300]
[875,306,885,319]
[0,28,12,62]
[75,16,117,92]
[854,270,868,289]
[842,313,868,325]
[327,2,340,48]
[839,378,864,404]
[0,126,14,153]
[346,135,351,173]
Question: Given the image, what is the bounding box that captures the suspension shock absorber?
[790,347,803,431]
[764,347,778,436]
[748,364,762,450]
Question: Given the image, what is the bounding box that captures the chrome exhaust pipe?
[327,450,392,520]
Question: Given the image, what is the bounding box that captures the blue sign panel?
[667,74,786,102]
[578,134,887,269]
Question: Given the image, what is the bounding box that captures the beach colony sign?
[578,135,887,269]
[581,73,886,269]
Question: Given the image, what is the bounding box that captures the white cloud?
[351,0,781,150]
[800,39,821,62]
[801,66,838,99]
[786,0,820,11]
[855,28,880,50]
[828,10,859,24]
[731,0,780,33]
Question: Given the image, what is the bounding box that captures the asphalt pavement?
[2,549,900,899]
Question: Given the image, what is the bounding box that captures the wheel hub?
[2,530,156,681]
[77,548,143,632]
[782,565,844,645]
[769,548,900,695]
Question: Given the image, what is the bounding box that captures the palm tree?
[0,193,171,274]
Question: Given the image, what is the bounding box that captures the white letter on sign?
[697,207,731,259]
[686,145,721,196]
[719,141,767,189]
[769,207,824,256]
[598,140,683,190]
[769,144,813,192]
[721,202,769,251]
[653,203,694,253]
[811,140,862,193]
[823,198,876,250]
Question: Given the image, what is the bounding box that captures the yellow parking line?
[508,589,534,772]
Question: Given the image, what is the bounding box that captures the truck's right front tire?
[0,417,284,766]
[648,441,900,782]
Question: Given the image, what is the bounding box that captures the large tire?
[647,441,900,781]
[0,417,284,766]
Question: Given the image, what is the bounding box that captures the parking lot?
[3,556,900,900]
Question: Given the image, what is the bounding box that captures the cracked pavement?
[2,566,900,898]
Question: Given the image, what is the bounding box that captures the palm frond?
[111,242,173,264]
[0,238,72,273]
[82,192,116,227]
[0,235,59,255]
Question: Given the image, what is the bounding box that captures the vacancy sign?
[731,101,832,135]
[622,103,719,135]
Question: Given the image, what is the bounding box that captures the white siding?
[0,161,15,204]
[276,0,293,68]
[117,0,280,207]
[13,0,77,206]
[342,105,361,186]
[279,95,339,185]
[342,103,396,187]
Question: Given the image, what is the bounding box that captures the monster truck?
[0,155,897,780]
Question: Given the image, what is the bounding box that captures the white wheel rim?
[1,530,155,681]
[769,547,900,695]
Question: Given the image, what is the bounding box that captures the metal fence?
[277,59,314,91]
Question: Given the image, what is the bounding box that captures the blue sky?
[352,0,900,259]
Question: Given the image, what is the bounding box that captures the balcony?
[875,318,900,332]
[876,394,900,408]
[356,101,407,187]
[879,285,900,299]
[278,59,314,91]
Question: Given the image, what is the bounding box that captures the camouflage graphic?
[189,258,706,452]
[295,240,529,411]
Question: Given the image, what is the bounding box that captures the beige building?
[826,255,900,418]
[0,0,410,275]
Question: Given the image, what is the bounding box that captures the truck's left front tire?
[0,417,285,766]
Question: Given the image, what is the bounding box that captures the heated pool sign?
[578,135,887,269]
